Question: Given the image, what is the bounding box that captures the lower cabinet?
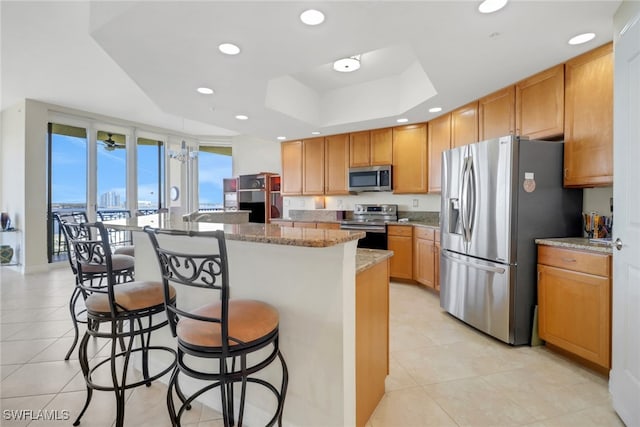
[413,227,436,288]
[316,222,341,230]
[387,225,413,280]
[537,245,611,370]
[356,259,389,427]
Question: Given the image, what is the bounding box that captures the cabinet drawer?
[414,226,435,241]
[388,225,413,237]
[538,245,610,277]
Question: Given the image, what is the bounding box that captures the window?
[198,146,232,210]
[137,137,165,210]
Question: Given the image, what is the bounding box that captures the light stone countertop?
[356,248,394,274]
[103,214,364,248]
[535,237,613,254]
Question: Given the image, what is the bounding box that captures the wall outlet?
[412,199,419,208]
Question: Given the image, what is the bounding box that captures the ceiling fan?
[101,133,125,151]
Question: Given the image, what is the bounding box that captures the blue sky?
[51,134,231,208]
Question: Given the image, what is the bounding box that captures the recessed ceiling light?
[396,118,409,123]
[311,131,321,135]
[333,56,361,73]
[197,87,214,95]
[218,43,240,55]
[277,136,286,140]
[478,0,508,13]
[568,32,596,45]
[429,107,443,113]
[300,9,325,26]
[235,115,249,120]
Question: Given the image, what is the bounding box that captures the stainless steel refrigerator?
[439,135,583,345]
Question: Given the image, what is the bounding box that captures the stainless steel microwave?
[348,165,392,192]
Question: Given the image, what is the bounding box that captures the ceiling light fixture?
[218,43,241,55]
[396,118,409,123]
[333,55,361,73]
[197,87,214,95]
[300,9,325,26]
[277,136,286,140]
[429,107,443,113]
[568,32,596,45]
[478,0,508,13]
[311,131,321,135]
[235,114,249,120]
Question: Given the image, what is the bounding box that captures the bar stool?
[97,210,135,256]
[68,222,177,427]
[59,218,135,360]
[145,227,288,427]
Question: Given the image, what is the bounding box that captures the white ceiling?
[1,1,621,142]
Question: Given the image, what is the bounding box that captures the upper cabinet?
[281,140,303,195]
[349,128,392,167]
[564,42,613,188]
[427,113,451,193]
[392,124,428,194]
[515,64,564,139]
[325,133,350,195]
[479,86,515,140]
[451,101,479,148]
[302,137,325,195]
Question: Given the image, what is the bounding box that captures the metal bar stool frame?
[145,227,288,427]
[59,216,135,360]
[68,222,177,427]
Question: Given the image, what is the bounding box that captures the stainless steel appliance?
[348,165,392,192]
[340,204,398,250]
[440,135,583,345]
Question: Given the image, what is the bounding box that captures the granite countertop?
[356,248,394,273]
[103,214,365,248]
[535,237,613,254]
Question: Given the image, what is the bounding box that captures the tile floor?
[0,266,625,427]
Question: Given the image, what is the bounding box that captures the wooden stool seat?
[177,300,279,348]
[81,254,134,273]
[113,245,135,257]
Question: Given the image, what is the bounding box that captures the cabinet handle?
[561,257,577,263]
[564,168,569,179]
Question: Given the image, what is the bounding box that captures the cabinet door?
[538,264,611,369]
[564,42,613,187]
[413,237,435,288]
[388,235,413,280]
[427,114,451,193]
[451,101,478,148]
[302,137,325,195]
[325,134,349,195]
[370,127,393,165]
[392,124,428,194]
[349,131,370,168]
[293,222,317,229]
[515,64,564,139]
[316,222,340,230]
[479,86,515,141]
[281,141,303,195]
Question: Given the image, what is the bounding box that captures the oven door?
[340,223,388,250]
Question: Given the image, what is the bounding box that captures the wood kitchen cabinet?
[302,137,325,195]
[316,222,341,230]
[413,226,437,289]
[515,64,564,139]
[479,86,515,140]
[387,225,413,280]
[537,245,611,370]
[563,42,613,188]
[392,124,428,194]
[324,134,350,195]
[281,141,303,195]
[350,128,393,167]
[427,114,451,193]
[451,101,479,148]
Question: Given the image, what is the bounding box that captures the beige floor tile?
[30,390,117,427]
[369,386,457,426]
[0,323,30,341]
[1,364,21,380]
[0,308,58,324]
[3,320,73,341]
[0,394,56,427]
[384,354,419,392]
[524,402,626,427]
[423,376,536,426]
[0,360,80,398]
[29,336,107,363]
[0,338,57,365]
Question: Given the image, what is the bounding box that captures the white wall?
[583,186,614,216]
[231,134,281,176]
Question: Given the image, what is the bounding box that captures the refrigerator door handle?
[468,159,476,240]
[442,251,506,274]
[461,157,473,242]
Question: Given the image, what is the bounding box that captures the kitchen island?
[103,214,391,427]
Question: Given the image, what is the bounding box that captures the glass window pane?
[137,138,165,210]
[198,148,232,210]
[97,132,127,210]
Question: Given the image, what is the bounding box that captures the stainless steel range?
[340,204,398,250]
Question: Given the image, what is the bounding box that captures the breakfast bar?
[104,214,392,427]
